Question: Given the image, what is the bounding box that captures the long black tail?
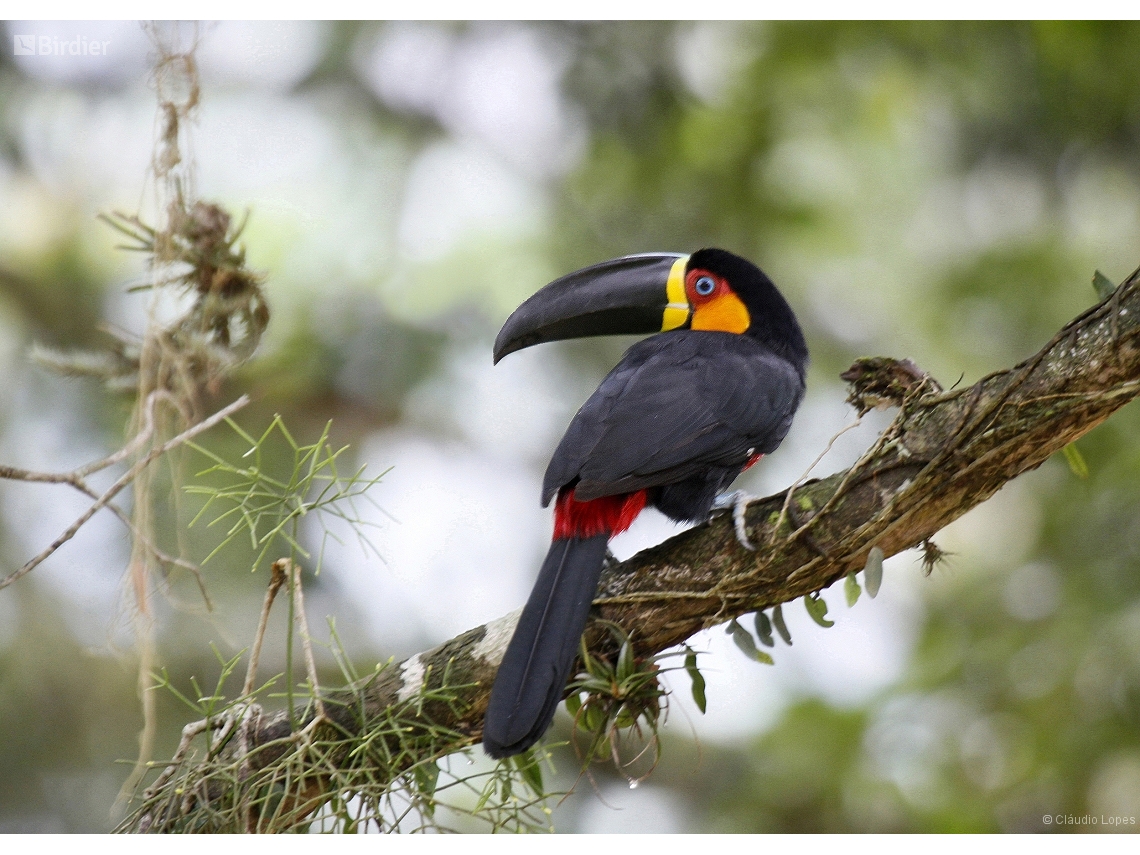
[483,534,609,758]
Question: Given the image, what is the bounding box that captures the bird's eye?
[694,275,716,296]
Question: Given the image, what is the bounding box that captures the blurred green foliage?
[2,21,1140,832]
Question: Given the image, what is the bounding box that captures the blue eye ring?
[694,275,716,296]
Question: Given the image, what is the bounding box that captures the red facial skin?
[685,267,730,303]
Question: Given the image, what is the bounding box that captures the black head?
[685,248,809,374]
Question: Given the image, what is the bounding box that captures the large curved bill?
[493,253,690,363]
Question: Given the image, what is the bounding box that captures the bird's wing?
[542,332,804,504]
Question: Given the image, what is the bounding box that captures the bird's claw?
[712,490,758,551]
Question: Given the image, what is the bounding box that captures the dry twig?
[0,393,250,591]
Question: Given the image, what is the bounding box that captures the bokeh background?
[2,20,1140,833]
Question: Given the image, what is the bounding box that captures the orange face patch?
[686,268,750,334]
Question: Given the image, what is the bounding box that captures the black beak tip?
[492,326,529,364]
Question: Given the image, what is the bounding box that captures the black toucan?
[483,248,808,759]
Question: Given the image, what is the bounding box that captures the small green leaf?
[772,603,792,645]
[583,705,605,731]
[684,648,707,713]
[511,750,544,795]
[474,780,494,812]
[804,592,835,628]
[413,760,440,800]
[565,692,582,718]
[864,546,884,598]
[616,636,635,682]
[579,635,613,682]
[1093,269,1117,300]
[1062,443,1089,479]
[845,571,862,607]
[575,676,609,694]
[754,610,775,647]
[727,619,774,664]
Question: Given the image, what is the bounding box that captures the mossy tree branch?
[130,262,1140,832]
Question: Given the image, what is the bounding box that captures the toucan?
[483,248,808,759]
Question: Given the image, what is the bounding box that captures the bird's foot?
[712,490,759,551]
